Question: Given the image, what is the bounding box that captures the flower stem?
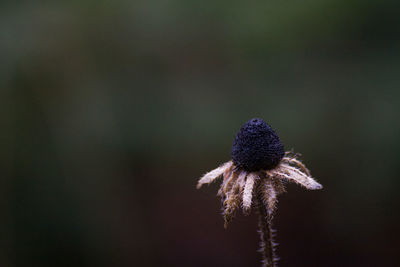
[256,186,277,267]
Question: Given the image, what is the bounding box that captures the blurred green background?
[1,1,400,266]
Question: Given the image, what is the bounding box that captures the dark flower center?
[231,118,284,172]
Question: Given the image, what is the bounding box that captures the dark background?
[1,1,400,266]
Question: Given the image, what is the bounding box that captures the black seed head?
[231,118,284,172]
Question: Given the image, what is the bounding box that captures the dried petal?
[242,172,258,213]
[197,161,232,189]
[272,163,322,190]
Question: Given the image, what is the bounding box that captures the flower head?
[197,118,323,267]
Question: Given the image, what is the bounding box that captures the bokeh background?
[1,1,400,266]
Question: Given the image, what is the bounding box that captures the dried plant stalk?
[256,183,277,267]
[197,118,323,266]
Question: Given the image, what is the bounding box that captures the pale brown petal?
[273,163,322,190]
[263,179,278,215]
[281,156,311,176]
[197,161,233,189]
[236,171,247,192]
[222,169,238,195]
[271,176,286,195]
[222,170,248,228]
[242,172,258,212]
[217,164,234,196]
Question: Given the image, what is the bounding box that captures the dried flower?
[197,118,322,267]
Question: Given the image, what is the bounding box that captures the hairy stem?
[256,185,277,267]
